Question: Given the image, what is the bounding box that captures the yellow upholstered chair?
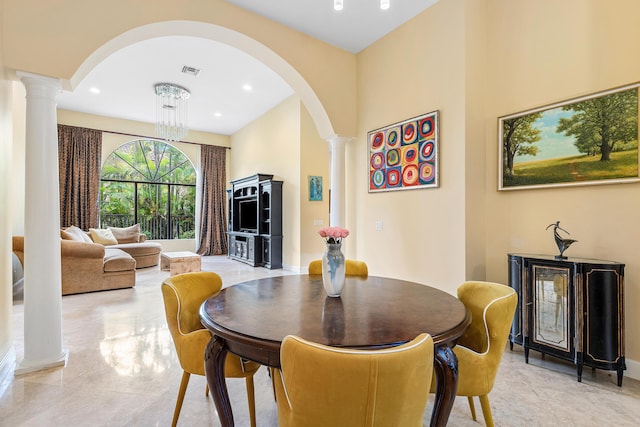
[162,272,260,427]
[307,259,368,277]
[442,281,517,427]
[273,333,434,427]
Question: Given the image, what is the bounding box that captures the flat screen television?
[238,199,258,232]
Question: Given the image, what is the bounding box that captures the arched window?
[100,139,196,240]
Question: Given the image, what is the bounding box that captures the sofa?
[12,225,162,296]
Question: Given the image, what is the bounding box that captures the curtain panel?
[197,144,228,255]
[58,124,102,230]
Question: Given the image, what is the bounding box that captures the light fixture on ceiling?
[335,1,389,11]
[154,83,190,142]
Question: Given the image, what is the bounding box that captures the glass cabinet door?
[532,265,571,353]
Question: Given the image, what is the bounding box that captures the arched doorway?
[68,20,336,140]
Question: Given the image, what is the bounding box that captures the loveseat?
[12,225,162,295]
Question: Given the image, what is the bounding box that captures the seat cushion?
[103,248,136,272]
[113,242,162,257]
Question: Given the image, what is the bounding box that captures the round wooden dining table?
[199,274,471,427]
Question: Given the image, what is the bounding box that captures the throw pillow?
[108,224,141,244]
[89,228,118,246]
[62,225,93,243]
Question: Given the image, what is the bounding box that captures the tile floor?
[1,256,639,426]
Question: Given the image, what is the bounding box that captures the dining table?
[199,274,471,427]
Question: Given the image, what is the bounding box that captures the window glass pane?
[99,181,135,227]
[101,140,196,184]
[171,185,196,239]
[100,139,196,240]
[156,145,196,185]
[138,183,168,240]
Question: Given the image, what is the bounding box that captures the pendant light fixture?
[154,83,190,142]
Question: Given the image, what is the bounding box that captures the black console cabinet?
[508,254,625,385]
[227,174,282,269]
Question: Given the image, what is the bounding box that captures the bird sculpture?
[546,221,577,259]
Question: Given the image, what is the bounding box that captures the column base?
[15,349,69,376]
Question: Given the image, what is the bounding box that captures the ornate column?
[16,72,68,374]
[326,135,352,227]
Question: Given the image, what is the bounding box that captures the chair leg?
[245,375,257,427]
[172,371,191,427]
[269,367,277,402]
[467,396,477,421]
[205,383,209,397]
[479,394,494,427]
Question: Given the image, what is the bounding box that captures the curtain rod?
[95,128,231,150]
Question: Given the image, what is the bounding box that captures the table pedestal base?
[205,336,234,427]
[432,345,459,427]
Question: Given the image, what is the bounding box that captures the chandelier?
[154,83,190,142]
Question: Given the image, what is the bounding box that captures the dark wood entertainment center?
[227,174,283,269]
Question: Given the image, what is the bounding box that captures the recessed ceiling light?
[214,112,222,118]
[89,87,100,94]
[242,84,253,91]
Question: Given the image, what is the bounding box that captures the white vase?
[322,242,346,297]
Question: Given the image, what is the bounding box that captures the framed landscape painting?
[499,83,640,191]
[368,111,439,192]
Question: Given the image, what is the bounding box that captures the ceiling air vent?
[181,66,200,77]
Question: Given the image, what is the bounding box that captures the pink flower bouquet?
[318,226,350,245]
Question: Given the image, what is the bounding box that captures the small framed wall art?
[308,175,323,201]
[368,110,439,192]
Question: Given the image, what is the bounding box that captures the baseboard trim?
[281,263,303,274]
[625,357,639,381]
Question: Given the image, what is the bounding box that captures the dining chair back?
[162,271,260,427]
[447,280,517,427]
[307,259,368,277]
[273,333,433,427]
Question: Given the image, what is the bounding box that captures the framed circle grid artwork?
[368,110,439,192]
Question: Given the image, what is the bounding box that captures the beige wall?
[483,0,640,375]
[463,0,488,281]
[230,96,303,269]
[356,0,640,376]
[57,110,231,150]
[299,104,331,267]
[355,0,468,295]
